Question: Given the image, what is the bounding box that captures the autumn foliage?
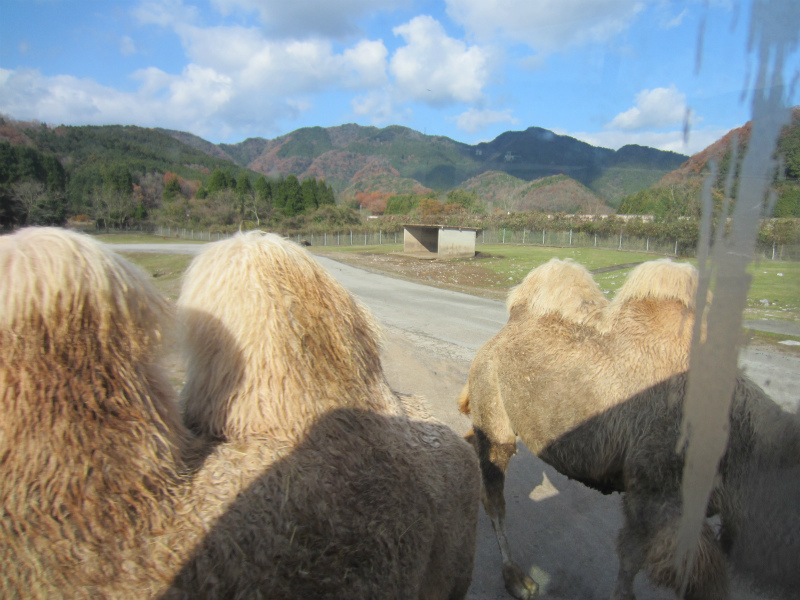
[355,191,390,214]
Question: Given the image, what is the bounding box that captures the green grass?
[111,235,798,323]
[470,244,673,291]
[118,252,194,301]
[745,259,800,321]
[95,233,205,244]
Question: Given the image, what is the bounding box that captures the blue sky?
[1,0,797,156]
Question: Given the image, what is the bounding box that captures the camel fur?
[0,227,480,599]
[170,230,481,599]
[0,227,189,598]
[459,257,721,599]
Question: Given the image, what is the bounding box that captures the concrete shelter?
[403,224,480,259]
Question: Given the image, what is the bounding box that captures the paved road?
[113,242,799,600]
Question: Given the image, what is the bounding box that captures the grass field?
[310,242,799,323]
[98,232,797,325]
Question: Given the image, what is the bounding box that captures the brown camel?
[1,227,480,599]
[459,257,721,599]
[169,230,481,599]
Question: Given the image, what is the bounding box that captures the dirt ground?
[312,249,513,300]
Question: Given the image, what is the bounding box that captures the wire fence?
[89,224,799,261]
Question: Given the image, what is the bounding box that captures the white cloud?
[210,0,404,38]
[390,15,491,106]
[341,40,389,88]
[352,91,397,124]
[663,8,688,29]
[454,107,517,133]
[607,85,687,131]
[445,0,646,53]
[119,36,137,56]
[132,0,199,27]
[0,9,395,141]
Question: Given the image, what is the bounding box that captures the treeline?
[158,170,338,230]
[0,141,67,226]
[618,178,800,219]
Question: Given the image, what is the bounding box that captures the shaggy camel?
[1,227,188,597]
[0,227,480,599]
[459,257,716,599]
[169,230,480,598]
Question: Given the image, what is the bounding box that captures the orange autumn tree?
[355,191,390,215]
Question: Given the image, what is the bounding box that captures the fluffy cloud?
[607,85,687,131]
[454,108,517,133]
[132,0,199,27]
[390,15,491,105]
[210,0,404,38]
[445,0,645,52]
[352,91,398,124]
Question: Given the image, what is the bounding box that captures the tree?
[301,178,318,211]
[207,169,230,194]
[255,176,272,207]
[233,175,252,219]
[13,180,47,224]
[318,180,336,206]
[282,175,303,216]
[92,186,134,230]
[163,173,182,202]
[446,189,476,210]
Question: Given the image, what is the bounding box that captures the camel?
[0,227,189,597]
[168,230,481,598]
[458,257,718,599]
[1,227,480,599]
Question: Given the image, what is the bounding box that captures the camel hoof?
[502,562,539,599]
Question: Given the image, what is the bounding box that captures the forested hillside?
[618,107,800,218]
[0,117,336,230]
[197,124,688,208]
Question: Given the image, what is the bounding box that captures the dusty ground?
[312,250,512,300]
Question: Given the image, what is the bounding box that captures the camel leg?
[469,428,539,600]
[614,492,729,600]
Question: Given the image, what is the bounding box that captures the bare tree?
[12,181,47,225]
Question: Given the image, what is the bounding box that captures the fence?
[91,224,798,260]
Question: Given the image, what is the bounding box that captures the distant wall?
[438,228,477,259]
[403,225,476,258]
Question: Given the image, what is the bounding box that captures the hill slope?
[197,124,687,208]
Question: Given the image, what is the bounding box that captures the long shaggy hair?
[2,228,480,600]
[506,258,608,324]
[170,232,481,599]
[0,227,187,597]
[178,231,396,440]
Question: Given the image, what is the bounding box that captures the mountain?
[0,119,259,221]
[3,115,688,219]
[653,107,800,217]
[458,171,614,214]
[161,124,687,208]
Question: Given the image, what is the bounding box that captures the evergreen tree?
[301,177,318,211]
[283,175,303,216]
[255,175,272,206]
[272,177,286,212]
[163,176,181,202]
[235,175,252,197]
[207,169,229,194]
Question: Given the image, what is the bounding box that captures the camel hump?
[613,259,698,310]
[506,258,608,324]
